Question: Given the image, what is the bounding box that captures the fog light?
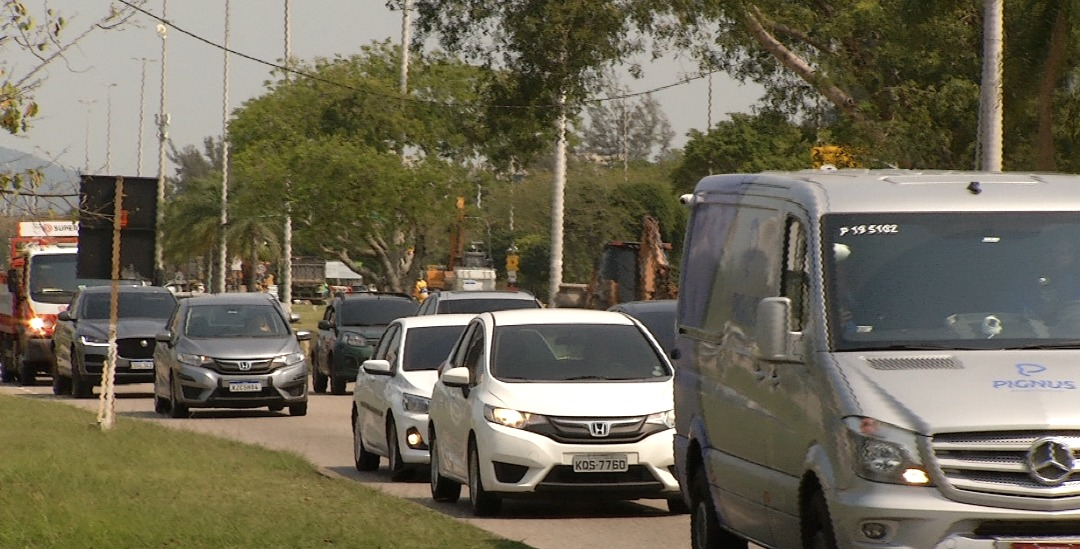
[405,427,424,448]
[861,522,887,540]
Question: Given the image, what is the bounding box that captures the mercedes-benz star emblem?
[1026,437,1075,485]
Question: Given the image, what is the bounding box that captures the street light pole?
[105,83,117,173]
[134,57,156,177]
[217,0,231,294]
[155,0,170,283]
[281,0,292,310]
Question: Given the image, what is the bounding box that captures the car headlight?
[177,352,213,367]
[80,334,110,347]
[483,404,545,429]
[844,416,932,486]
[342,333,367,347]
[401,393,430,414]
[645,410,676,429]
[271,352,306,367]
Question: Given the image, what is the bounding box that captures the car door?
[359,322,402,455]
[154,302,185,400]
[52,292,81,376]
[316,303,336,374]
[442,320,487,480]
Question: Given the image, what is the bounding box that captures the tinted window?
[626,308,676,353]
[184,304,288,338]
[401,325,467,371]
[81,292,177,320]
[28,254,121,304]
[439,298,539,314]
[492,324,669,382]
[339,299,416,326]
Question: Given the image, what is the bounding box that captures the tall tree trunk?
[1035,7,1070,171]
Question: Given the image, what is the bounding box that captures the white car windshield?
[492,324,669,382]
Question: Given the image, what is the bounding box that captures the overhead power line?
[112,0,717,112]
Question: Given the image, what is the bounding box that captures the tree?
[577,83,675,164]
[647,0,1080,170]
[0,2,137,191]
[222,42,500,293]
[672,111,814,192]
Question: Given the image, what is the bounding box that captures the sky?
[5,1,764,181]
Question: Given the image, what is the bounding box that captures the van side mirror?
[756,297,801,362]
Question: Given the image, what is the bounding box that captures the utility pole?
[979,0,1004,171]
[105,83,117,173]
[134,57,156,177]
[281,0,292,310]
[217,0,232,294]
[155,0,170,282]
[548,97,567,307]
[79,99,96,173]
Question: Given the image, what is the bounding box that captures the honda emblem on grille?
[589,421,611,437]
[238,361,253,371]
[1026,437,1075,485]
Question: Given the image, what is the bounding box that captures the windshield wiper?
[850,344,977,351]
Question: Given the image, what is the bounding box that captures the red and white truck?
[0,221,81,385]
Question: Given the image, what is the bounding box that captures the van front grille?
[931,431,1080,510]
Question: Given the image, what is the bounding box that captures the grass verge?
[0,395,528,549]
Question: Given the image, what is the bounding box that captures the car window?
[372,323,400,360]
[492,324,669,382]
[402,325,467,372]
[184,304,289,338]
[438,298,540,314]
[80,292,177,320]
[622,308,676,353]
[339,299,417,326]
[463,329,486,385]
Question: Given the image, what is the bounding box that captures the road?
[0,381,691,549]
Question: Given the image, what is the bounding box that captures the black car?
[607,299,677,357]
[312,292,418,394]
[52,285,178,398]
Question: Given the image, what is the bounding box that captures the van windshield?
[824,212,1080,351]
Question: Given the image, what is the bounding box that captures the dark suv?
[52,285,178,398]
[312,292,417,394]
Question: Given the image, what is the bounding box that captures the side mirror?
[317,319,333,331]
[57,310,72,322]
[289,313,301,324]
[294,330,312,342]
[756,297,801,362]
[154,331,174,346]
[441,366,470,388]
[362,359,393,376]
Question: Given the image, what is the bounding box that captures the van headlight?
[844,417,932,485]
[342,333,367,347]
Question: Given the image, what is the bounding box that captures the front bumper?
[830,477,1080,548]
[80,348,155,385]
[394,410,431,465]
[473,421,680,500]
[175,361,308,409]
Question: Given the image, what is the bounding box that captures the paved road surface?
[1,381,691,549]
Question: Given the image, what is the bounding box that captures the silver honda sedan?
[153,293,311,417]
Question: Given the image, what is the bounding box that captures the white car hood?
[399,370,439,398]
[483,379,673,416]
[837,351,1080,434]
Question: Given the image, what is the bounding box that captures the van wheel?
[169,374,189,418]
[288,402,307,416]
[468,441,501,516]
[667,496,690,514]
[801,490,838,549]
[71,369,93,399]
[52,369,71,396]
[352,414,380,471]
[429,430,461,502]
[689,467,747,549]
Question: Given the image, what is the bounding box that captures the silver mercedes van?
[673,169,1080,548]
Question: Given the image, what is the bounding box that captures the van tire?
[330,375,347,395]
[18,356,34,386]
[312,367,328,393]
[689,467,747,549]
[801,490,838,549]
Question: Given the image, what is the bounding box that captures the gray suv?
[153,293,311,417]
[415,290,542,315]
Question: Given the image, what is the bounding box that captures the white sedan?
[351,314,474,480]
[427,308,682,517]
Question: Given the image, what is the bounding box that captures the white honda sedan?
[427,308,681,516]
[351,314,474,480]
